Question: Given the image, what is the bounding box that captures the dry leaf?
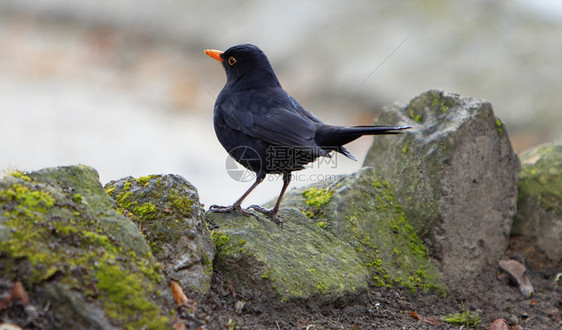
[171,280,188,306]
[488,318,509,330]
[12,281,29,304]
[498,259,534,298]
[228,279,236,300]
[409,311,441,326]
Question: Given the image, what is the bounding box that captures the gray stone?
[498,259,534,298]
[105,174,215,293]
[512,141,562,268]
[364,90,520,286]
[0,165,170,329]
[206,208,370,303]
[206,167,445,304]
[280,167,445,294]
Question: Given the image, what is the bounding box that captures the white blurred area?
[1,1,561,207]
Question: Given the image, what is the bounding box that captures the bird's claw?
[209,204,251,217]
[208,204,283,226]
[248,205,283,226]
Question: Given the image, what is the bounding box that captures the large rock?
[206,209,370,304]
[511,141,562,268]
[364,90,520,285]
[207,167,444,305]
[105,174,215,293]
[0,165,169,329]
[280,167,445,294]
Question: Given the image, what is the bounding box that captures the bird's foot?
[209,204,252,217]
[248,205,283,226]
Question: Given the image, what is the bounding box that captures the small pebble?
[234,300,245,315]
[507,314,519,325]
[24,305,39,322]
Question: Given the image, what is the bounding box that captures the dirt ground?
[192,265,560,329]
[1,253,560,330]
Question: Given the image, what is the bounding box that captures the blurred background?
[1,0,561,207]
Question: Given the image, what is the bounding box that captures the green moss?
[200,246,212,266]
[134,203,157,221]
[171,196,193,216]
[316,221,327,229]
[207,209,369,301]
[495,116,503,135]
[212,232,230,249]
[302,209,315,218]
[107,176,203,265]
[261,268,273,279]
[401,143,409,153]
[303,187,333,207]
[330,170,444,294]
[518,143,562,215]
[431,95,440,107]
[6,170,32,182]
[54,223,79,236]
[408,109,422,122]
[97,264,169,330]
[301,187,334,219]
[123,181,132,190]
[427,92,450,114]
[315,281,328,294]
[73,193,83,203]
[136,175,158,187]
[211,230,248,260]
[0,167,169,328]
[105,185,116,196]
[0,183,55,210]
[115,190,138,210]
[442,308,481,328]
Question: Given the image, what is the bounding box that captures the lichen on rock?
[0,165,169,329]
[282,167,445,294]
[207,167,445,304]
[364,89,520,286]
[105,174,215,294]
[512,141,562,267]
[206,208,370,303]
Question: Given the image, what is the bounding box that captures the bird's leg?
[249,172,291,224]
[209,173,265,217]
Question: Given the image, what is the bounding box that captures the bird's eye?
[228,57,237,66]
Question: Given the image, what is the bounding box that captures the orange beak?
[204,49,224,62]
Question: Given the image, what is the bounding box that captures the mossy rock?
[281,167,445,294]
[512,141,562,267]
[207,167,445,305]
[105,174,215,293]
[0,165,170,329]
[364,90,519,286]
[206,208,370,303]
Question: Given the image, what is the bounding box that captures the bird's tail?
[315,125,410,160]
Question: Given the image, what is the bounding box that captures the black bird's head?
[204,44,281,90]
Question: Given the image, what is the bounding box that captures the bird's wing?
[220,88,323,150]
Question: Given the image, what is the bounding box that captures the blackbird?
[204,44,409,224]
